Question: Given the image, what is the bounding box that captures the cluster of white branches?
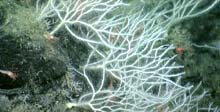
[37,0,220,111]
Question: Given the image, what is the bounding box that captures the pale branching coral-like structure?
[156,0,220,28]
[37,0,220,111]
[37,0,129,50]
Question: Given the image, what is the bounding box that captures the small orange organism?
[176,47,183,54]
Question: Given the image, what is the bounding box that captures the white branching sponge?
[37,0,220,111]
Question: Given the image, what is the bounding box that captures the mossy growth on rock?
[0,1,89,111]
[0,0,46,39]
[166,6,220,107]
[0,0,67,90]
